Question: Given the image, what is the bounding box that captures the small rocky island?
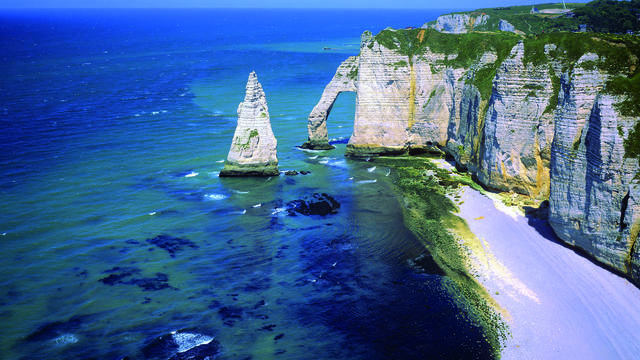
[219,71,279,177]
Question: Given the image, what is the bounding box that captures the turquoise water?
[0,9,494,359]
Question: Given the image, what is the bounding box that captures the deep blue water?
[0,9,494,359]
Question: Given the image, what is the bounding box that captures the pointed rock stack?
[219,72,279,177]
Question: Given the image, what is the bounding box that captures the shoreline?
[442,166,640,358]
[380,155,640,358]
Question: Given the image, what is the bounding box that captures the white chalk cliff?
[308,28,640,285]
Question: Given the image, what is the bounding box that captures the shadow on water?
[293,232,493,360]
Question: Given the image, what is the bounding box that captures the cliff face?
[310,29,640,284]
[476,42,555,197]
[548,56,640,276]
[425,14,490,34]
[346,31,467,156]
[220,71,279,177]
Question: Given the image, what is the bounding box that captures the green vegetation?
[458,144,466,158]
[369,3,640,170]
[544,72,561,114]
[573,0,640,34]
[424,87,438,108]
[347,65,359,81]
[432,3,586,35]
[236,128,259,150]
[434,1,640,35]
[519,32,640,116]
[374,155,506,356]
[623,120,640,168]
[374,28,520,101]
[607,72,640,117]
[390,60,408,69]
[523,83,545,91]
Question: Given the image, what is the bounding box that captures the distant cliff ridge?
[306,28,640,284]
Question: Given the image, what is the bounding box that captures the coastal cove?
[0,8,501,359]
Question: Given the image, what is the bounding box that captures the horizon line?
[0,6,468,10]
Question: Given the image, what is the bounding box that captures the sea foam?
[204,194,227,201]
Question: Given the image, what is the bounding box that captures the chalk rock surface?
[220,71,279,177]
[424,14,489,34]
[302,56,358,150]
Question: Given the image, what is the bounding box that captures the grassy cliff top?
[372,25,639,113]
[427,2,586,35]
[428,1,640,35]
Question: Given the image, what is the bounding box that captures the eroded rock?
[286,193,340,216]
[220,72,279,177]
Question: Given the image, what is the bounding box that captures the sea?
[0,9,495,359]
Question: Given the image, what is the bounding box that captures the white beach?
[456,187,640,359]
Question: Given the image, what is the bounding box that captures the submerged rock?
[146,234,199,258]
[99,266,172,291]
[26,314,93,342]
[142,329,220,360]
[220,72,279,177]
[286,193,340,216]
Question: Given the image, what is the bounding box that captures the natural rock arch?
[301,56,358,150]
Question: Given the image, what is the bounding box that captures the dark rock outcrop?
[286,193,340,216]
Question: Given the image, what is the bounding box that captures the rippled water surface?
[0,9,494,359]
